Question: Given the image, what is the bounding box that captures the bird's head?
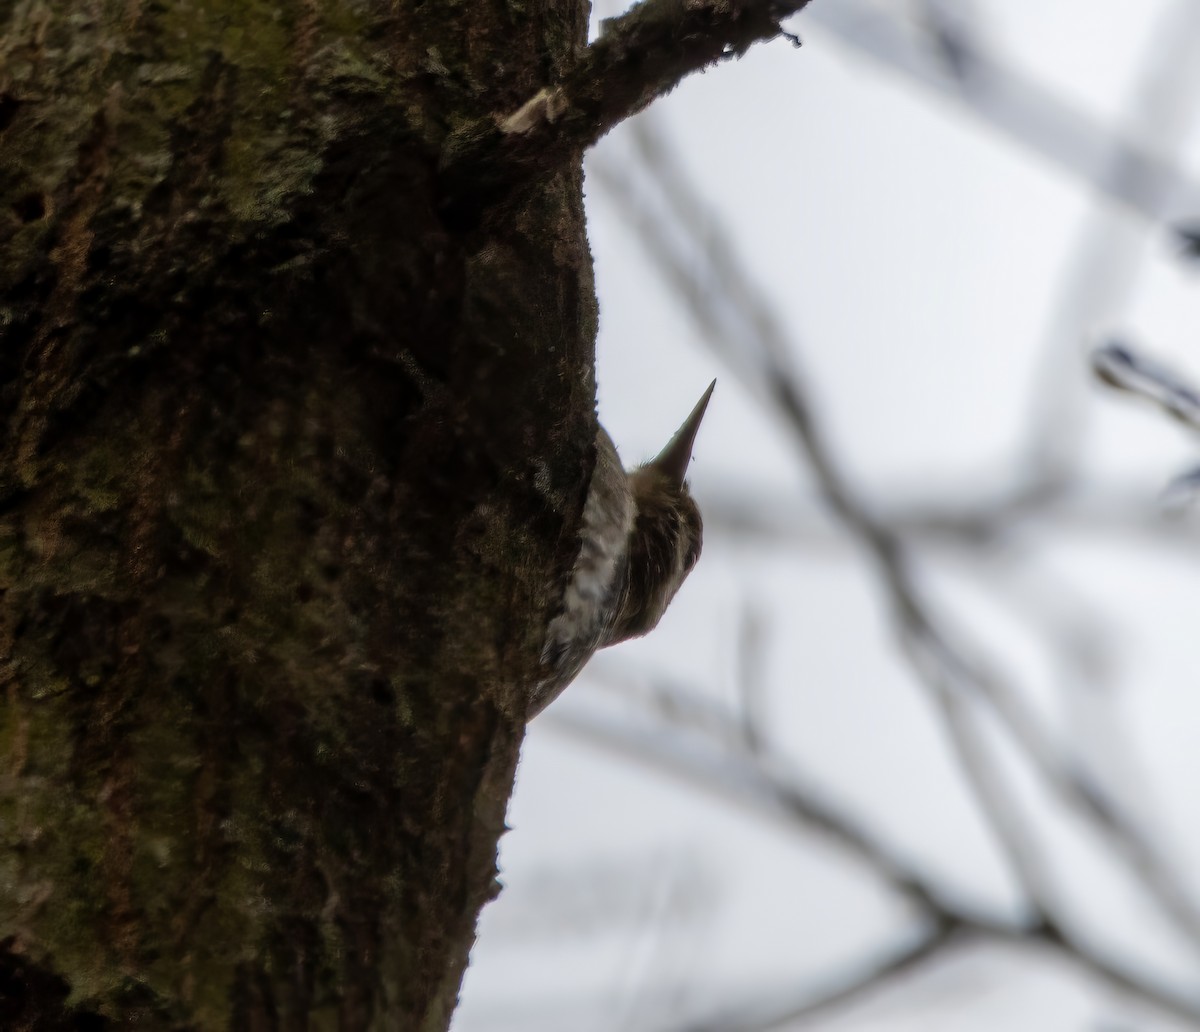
[609,380,714,643]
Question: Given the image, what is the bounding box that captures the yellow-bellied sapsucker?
[531,381,715,717]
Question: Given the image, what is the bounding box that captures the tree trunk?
[0,1,594,1027]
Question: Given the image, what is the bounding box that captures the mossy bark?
[0,1,595,1028]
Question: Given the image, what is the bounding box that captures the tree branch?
[438,0,812,222]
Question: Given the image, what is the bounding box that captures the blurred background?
[456,1,1200,1028]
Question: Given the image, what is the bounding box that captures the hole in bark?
[0,938,111,1028]
[12,192,46,223]
[0,94,20,133]
[370,677,395,705]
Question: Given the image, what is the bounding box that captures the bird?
[530,380,715,717]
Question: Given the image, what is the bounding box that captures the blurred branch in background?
[1020,0,1200,486]
[1093,339,1200,505]
[806,0,1200,223]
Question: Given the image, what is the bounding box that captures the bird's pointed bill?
[651,380,715,487]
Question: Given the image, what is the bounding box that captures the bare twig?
[438,0,814,218]
[1094,341,1200,434]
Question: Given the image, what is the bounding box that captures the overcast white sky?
[455,2,1200,1029]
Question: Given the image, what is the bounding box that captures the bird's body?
[530,382,714,716]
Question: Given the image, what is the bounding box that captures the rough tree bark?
[0,0,806,1028]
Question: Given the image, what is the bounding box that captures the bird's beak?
[650,380,716,488]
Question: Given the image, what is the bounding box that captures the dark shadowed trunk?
[0,2,594,1028]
